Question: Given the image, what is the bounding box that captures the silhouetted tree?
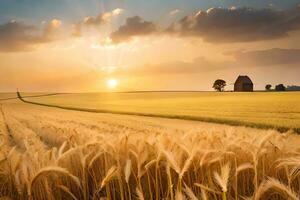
[213,79,226,92]
[265,84,272,91]
[275,84,286,91]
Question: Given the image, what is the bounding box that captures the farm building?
[234,75,254,92]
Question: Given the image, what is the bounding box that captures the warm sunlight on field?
[24,92,300,132]
[1,0,300,199]
[0,99,300,200]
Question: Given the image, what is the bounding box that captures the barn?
[234,75,253,92]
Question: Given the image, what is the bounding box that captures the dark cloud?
[110,16,156,43]
[0,21,37,52]
[167,6,300,43]
[0,20,61,52]
[234,48,300,66]
[109,6,300,44]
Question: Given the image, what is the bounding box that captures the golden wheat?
[0,102,299,199]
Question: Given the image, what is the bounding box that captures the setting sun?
[106,78,119,89]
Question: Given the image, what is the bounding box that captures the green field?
[20,92,300,132]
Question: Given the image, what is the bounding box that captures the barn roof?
[235,76,253,84]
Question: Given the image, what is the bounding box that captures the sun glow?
[107,78,119,89]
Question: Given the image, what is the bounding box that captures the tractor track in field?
[1,105,14,140]
[0,104,17,148]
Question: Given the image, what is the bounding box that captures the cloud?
[110,16,156,43]
[0,19,62,52]
[112,8,124,16]
[43,19,62,38]
[72,23,82,37]
[83,14,109,26]
[115,57,231,76]
[167,6,300,43]
[72,8,124,37]
[146,57,230,74]
[169,9,180,16]
[84,8,124,26]
[120,48,300,76]
[107,6,300,44]
[0,21,35,52]
[233,48,300,66]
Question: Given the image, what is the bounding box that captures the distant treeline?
[286,85,300,91]
[265,84,300,91]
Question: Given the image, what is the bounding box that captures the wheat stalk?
[254,177,299,200]
[136,187,145,200]
[99,165,118,190]
[28,166,81,197]
[183,184,197,200]
[124,159,132,184]
[57,185,78,200]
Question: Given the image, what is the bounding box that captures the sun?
[106,78,119,89]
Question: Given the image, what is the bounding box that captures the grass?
[21,91,300,133]
[0,100,300,199]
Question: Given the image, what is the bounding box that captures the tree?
[275,84,286,91]
[213,79,226,92]
[265,84,272,91]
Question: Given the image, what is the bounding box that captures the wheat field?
[0,100,300,200]
[23,92,300,132]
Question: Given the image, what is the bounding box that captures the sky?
[0,0,300,92]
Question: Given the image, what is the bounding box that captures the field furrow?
[0,105,16,159]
